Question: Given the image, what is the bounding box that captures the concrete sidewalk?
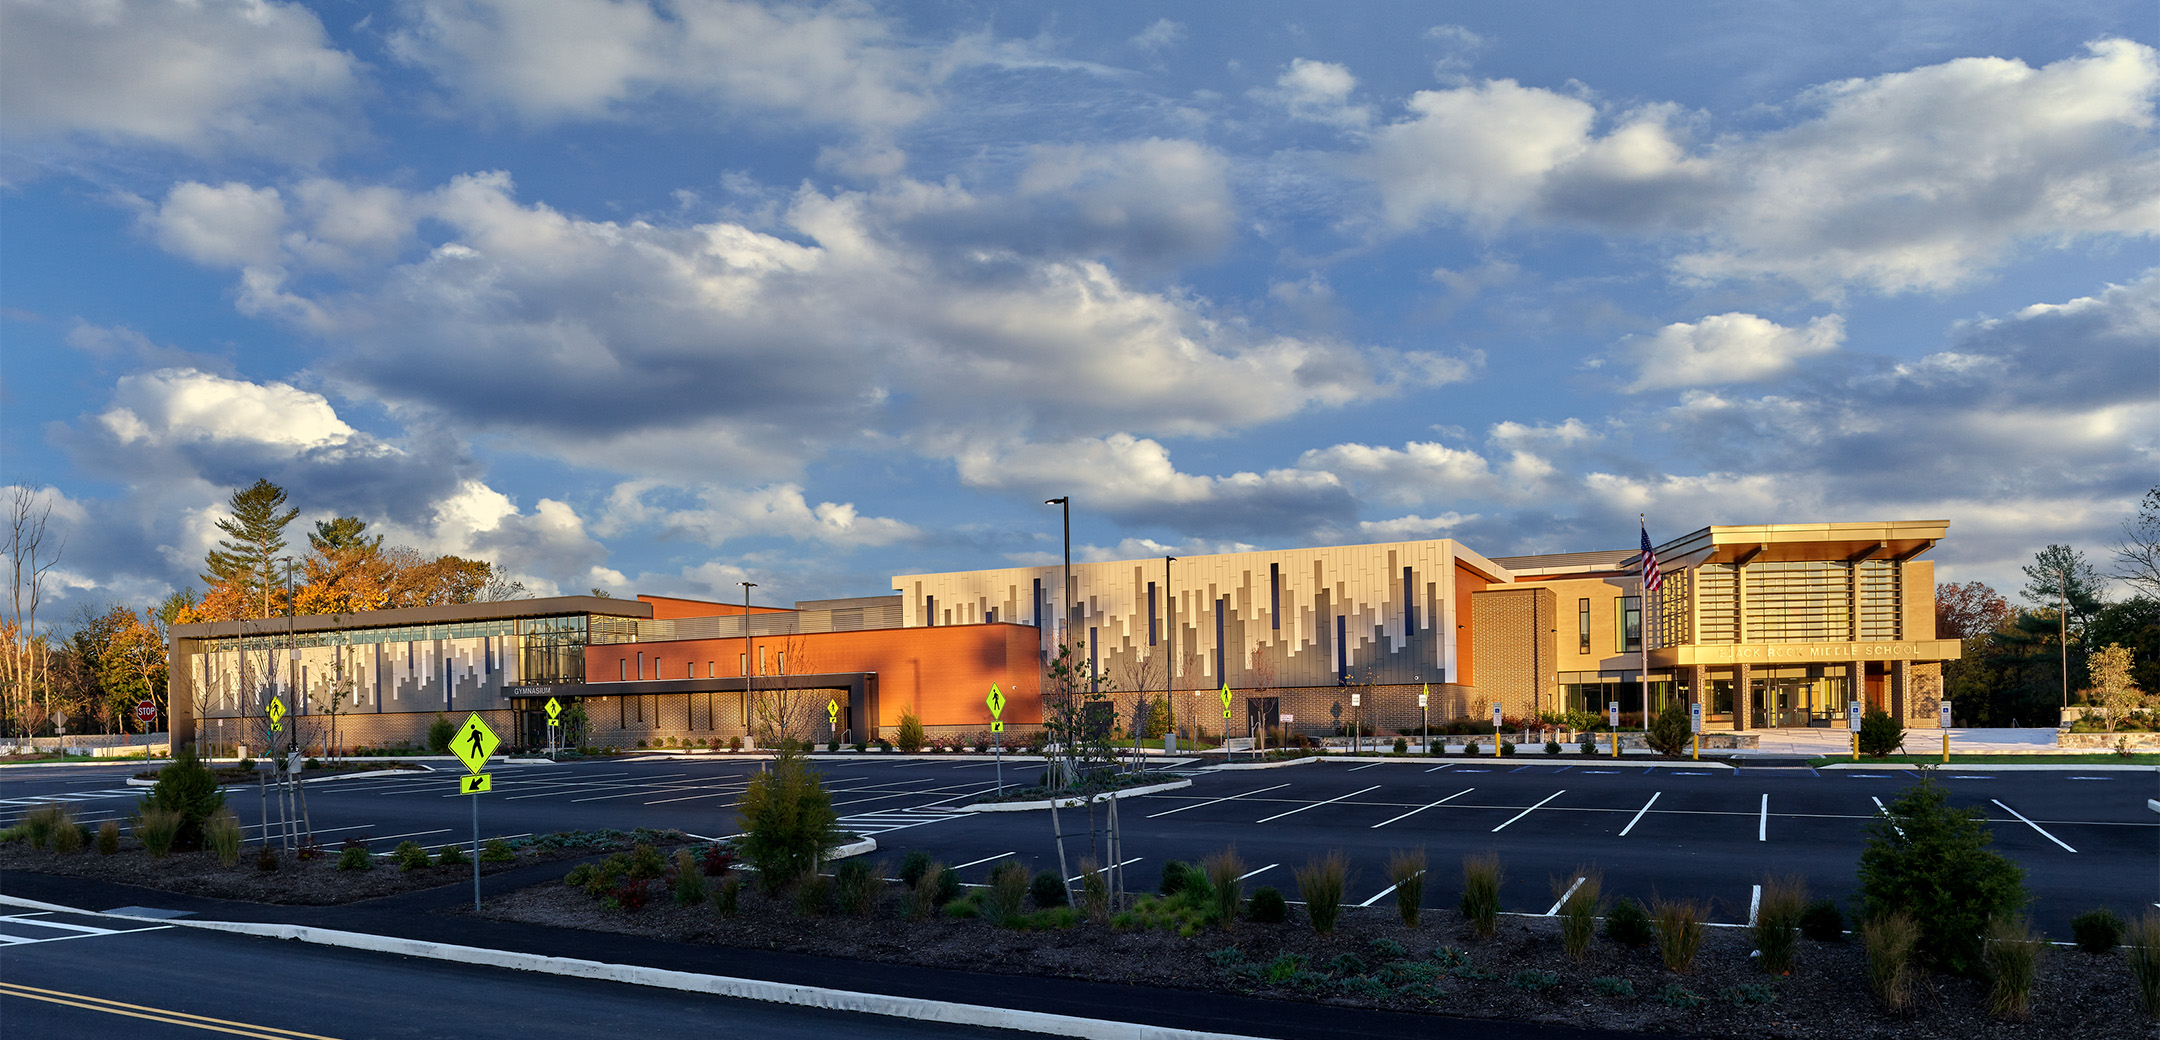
[1736,727,2064,756]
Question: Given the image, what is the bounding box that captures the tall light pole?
[1044,498,1070,651]
[1164,555,1176,748]
[741,581,757,748]
[2059,566,2069,711]
[281,556,297,754]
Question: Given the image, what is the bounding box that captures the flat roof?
[1651,520,1948,567]
[171,595,652,640]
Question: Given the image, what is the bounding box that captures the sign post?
[1491,702,1503,758]
[1609,700,1620,758]
[1418,684,1430,756]
[986,683,1006,794]
[1350,693,1362,755]
[1218,683,1233,761]
[451,713,499,911]
[1940,700,1953,763]
[1848,699,1862,761]
[827,697,841,747]
[544,697,563,759]
[135,700,156,759]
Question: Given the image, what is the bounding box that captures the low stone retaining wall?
[2057,731,2160,749]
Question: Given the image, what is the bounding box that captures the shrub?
[627,842,667,879]
[137,744,226,850]
[1606,897,1653,947]
[1461,740,1479,756]
[206,809,243,867]
[735,748,839,894]
[337,839,372,871]
[714,876,741,917]
[1557,871,1601,961]
[394,840,431,871]
[255,843,279,871]
[50,813,84,854]
[1201,848,1244,927]
[1545,740,1562,755]
[1579,733,1599,755]
[2128,912,2160,1016]
[1858,775,2026,976]
[1248,885,1287,924]
[986,862,1031,925]
[1645,701,1690,757]
[1984,917,2045,1021]
[96,820,121,856]
[1654,983,1705,1009]
[437,842,470,867]
[899,850,932,888]
[1295,852,1350,936]
[1591,976,1635,998]
[1159,859,1199,896]
[1499,740,1516,757]
[1387,848,1427,928]
[1032,869,1069,909]
[1392,737,1409,755]
[1858,709,1905,757]
[1653,898,1708,972]
[907,863,951,920]
[728,736,743,752]
[1863,911,1920,1013]
[21,804,69,849]
[1459,852,1502,939]
[835,858,882,917]
[481,838,515,863]
[1754,875,1807,974]
[426,714,458,754]
[135,808,182,858]
[2070,908,2124,953]
[896,709,926,753]
[794,871,832,916]
[1508,969,1560,993]
[672,849,708,905]
[1077,858,1111,924]
[1800,898,1846,941]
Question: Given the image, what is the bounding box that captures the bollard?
[1611,731,1619,759]
[1942,731,1950,764]
[1692,734,1699,761]
[1850,732,1859,761]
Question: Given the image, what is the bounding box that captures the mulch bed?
[484,876,2152,1040]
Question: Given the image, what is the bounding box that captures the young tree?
[5,484,64,737]
[2087,643,2144,732]
[2114,485,2160,600]
[1935,581,2010,640]
[201,479,300,618]
[1858,775,2027,977]
[751,629,820,748]
[99,610,167,739]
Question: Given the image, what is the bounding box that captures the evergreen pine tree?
[201,479,300,617]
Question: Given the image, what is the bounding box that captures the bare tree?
[1246,645,1279,752]
[752,628,821,748]
[1115,650,1160,772]
[5,486,63,738]
[2115,486,2160,600]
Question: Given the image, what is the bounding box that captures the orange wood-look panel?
[586,623,1045,727]
[1454,561,1489,686]
[638,595,794,620]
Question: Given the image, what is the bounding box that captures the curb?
[1818,762,2160,772]
[957,779,1191,812]
[0,894,1264,1040]
[126,765,439,788]
[1202,756,1316,771]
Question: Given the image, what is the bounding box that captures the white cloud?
[956,434,1356,538]
[1268,59,1371,128]
[96,369,357,451]
[0,0,361,160]
[597,481,919,549]
[1624,313,1845,391]
[388,0,937,132]
[1129,19,1184,54]
[1357,39,2160,293]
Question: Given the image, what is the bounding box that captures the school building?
[166,520,1958,753]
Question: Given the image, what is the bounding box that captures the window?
[1615,597,1641,652]
[1579,599,1591,654]
[925,595,935,626]
[636,652,644,680]
[1032,578,1044,628]
[1403,566,1416,637]
[759,647,768,675]
[1269,563,1281,630]
[1335,615,1348,681]
[618,658,626,681]
[739,653,747,674]
[1215,598,1226,680]
[1147,581,1158,646]
[708,661,715,678]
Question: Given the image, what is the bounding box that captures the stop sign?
[135,701,156,723]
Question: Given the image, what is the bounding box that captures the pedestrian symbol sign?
[1218,683,1232,709]
[826,698,840,725]
[545,697,562,719]
[986,683,1006,719]
[452,713,498,773]
[266,696,285,723]
[461,773,492,795]
[991,720,1004,733]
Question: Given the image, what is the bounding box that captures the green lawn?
[1808,752,2160,767]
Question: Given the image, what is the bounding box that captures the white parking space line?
[1991,799,2078,853]
[1423,764,1454,773]
[1370,788,1473,829]
[1870,796,1904,839]
[1236,863,1279,881]
[950,852,1014,871]
[1349,762,1388,772]
[1255,785,1381,824]
[1758,794,1769,842]
[1545,876,1587,916]
[1358,871,1419,907]
[1490,789,1566,832]
[1748,884,1762,926]
[1066,857,1141,883]
[1618,792,1661,836]
[1145,784,1290,819]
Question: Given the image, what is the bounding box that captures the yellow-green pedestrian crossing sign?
[545,696,563,727]
[827,698,840,725]
[451,713,498,773]
[461,773,492,795]
[986,683,1006,719]
[266,695,285,732]
[1220,682,1233,720]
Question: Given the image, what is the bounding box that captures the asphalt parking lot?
[6,755,2153,929]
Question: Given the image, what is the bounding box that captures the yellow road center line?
[0,983,344,1040]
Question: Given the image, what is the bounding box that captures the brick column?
[1732,664,1750,731]
[1848,660,1865,720]
[1688,665,1707,715]
[1891,660,1909,722]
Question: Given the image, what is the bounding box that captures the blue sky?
[3,0,2155,613]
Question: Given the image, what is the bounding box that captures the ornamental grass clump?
[1294,852,1350,936]
[906,862,951,920]
[1201,847,1245,928]
[1387,848,1427,928]
[1458,852,1502,939]
[986,861,1032,925]
[1752,875,1807,974]
[1984,917,2046,1022]
[96,820,121,856]
[2129,911,2160,1016]
[135,808,182,859]
[205,809,243,867]
[1076,858,1111,924]
[1863,911,1920,1014]
[734,748,839,895]
[49,810,84,855]
[671,849,708,906]
[1652,898,1708,973]
[1556,870,1602,961]
[22,804,70,850]
[835,858,882,917]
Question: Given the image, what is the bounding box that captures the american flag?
[1639,523,1663,594]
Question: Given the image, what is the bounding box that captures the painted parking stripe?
[1758,794,1769,841]
[1349,762,1388,772]
[1146,784,1290,819]
[1369,788,1473,829]
[1490,790,1566,832]
[1991,799,2077,852]
[949,852,1014,871]
[1235,863,1278,881]
[1544,877,1587,916]
[1359,871,1420,907]
[1066,857,1141,883]
[1870,796,1904,839]
[1255,785,1381,824]
[1618,792,1661,836]
[1422,763,1453,773]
